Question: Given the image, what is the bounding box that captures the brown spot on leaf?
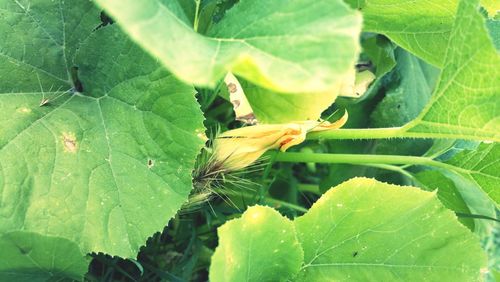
[62,132,78,153]
[230,99,241,109]
[236,113,257,124]
[227,83,238,93]
[147,159,154,168]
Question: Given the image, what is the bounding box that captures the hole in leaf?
[93,11,115,31]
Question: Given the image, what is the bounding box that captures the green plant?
[0,0,498,281]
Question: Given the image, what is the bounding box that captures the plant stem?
[274,152,467,174]
[193,0,201,32]
[297,183,321,194]
[361,163,416,180]
[259,150,278,200]
[307,127,406,140]
[306,127,490,141]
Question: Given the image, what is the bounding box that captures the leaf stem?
[307,127,406,140]
[306,126,492,141]
[193,0,201,32]
[274,152,465,173]
[362,163,416,179]
[297,183,321,194]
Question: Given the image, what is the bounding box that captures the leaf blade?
[0,1,205,262]
[209,205,303,282]
[93,0,362,94]
[295,178,487,281]
[402,0,500,141]
[0,231,88,282]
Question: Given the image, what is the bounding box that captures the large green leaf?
[417,139,498,236]
[414,170,474,229]
[361,34,396,77]
[348,0,498,67]
[346,0,458,67]
[241,79,339,123]
[371,49,439,129]
[94,0,361,94]
[210,205,303,282]
[210,178,486,281]
[0,0,204,264]
[413,167,497,237]
[0,231,88,282]
[442,143,500,206]
[402,0,500,141]
[294,178,486,281]
[370,49,438,156]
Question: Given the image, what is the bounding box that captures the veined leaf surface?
[94,0,362,95]
[0,0,204,263]
[294,178,487,281]
[209,206,303,282]
[401,0,500,141]
[210,178,486,281]
[443,143,500,206]
[0,231,88,282]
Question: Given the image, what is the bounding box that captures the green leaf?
[0,0,204,262]
[0,231,88,282]
[210,178,486,281]
[353,0,498,66]
[241,79,338,123]
[94,0,362,94]
[418,139,498,236]
[414,170,474,229]
[486,18,500,50]
[412,167,497,237]
[209,205,303,282]
[241,69,376,123]
[361,35,396,77]
[371,48,439,128]
[370,49,438,156]
[174,0,197,25]
[403,0,500,141]
[350,0,458,67]
[294,178,487,281]
[443,143,500,206]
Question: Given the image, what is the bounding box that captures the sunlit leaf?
[94,0,362,95]
[0,0,204,264]
[210,206,303,282]
[403,0,500,141]
[210,178,487,281]
[414,170,474,229]
[295,178,487,281]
